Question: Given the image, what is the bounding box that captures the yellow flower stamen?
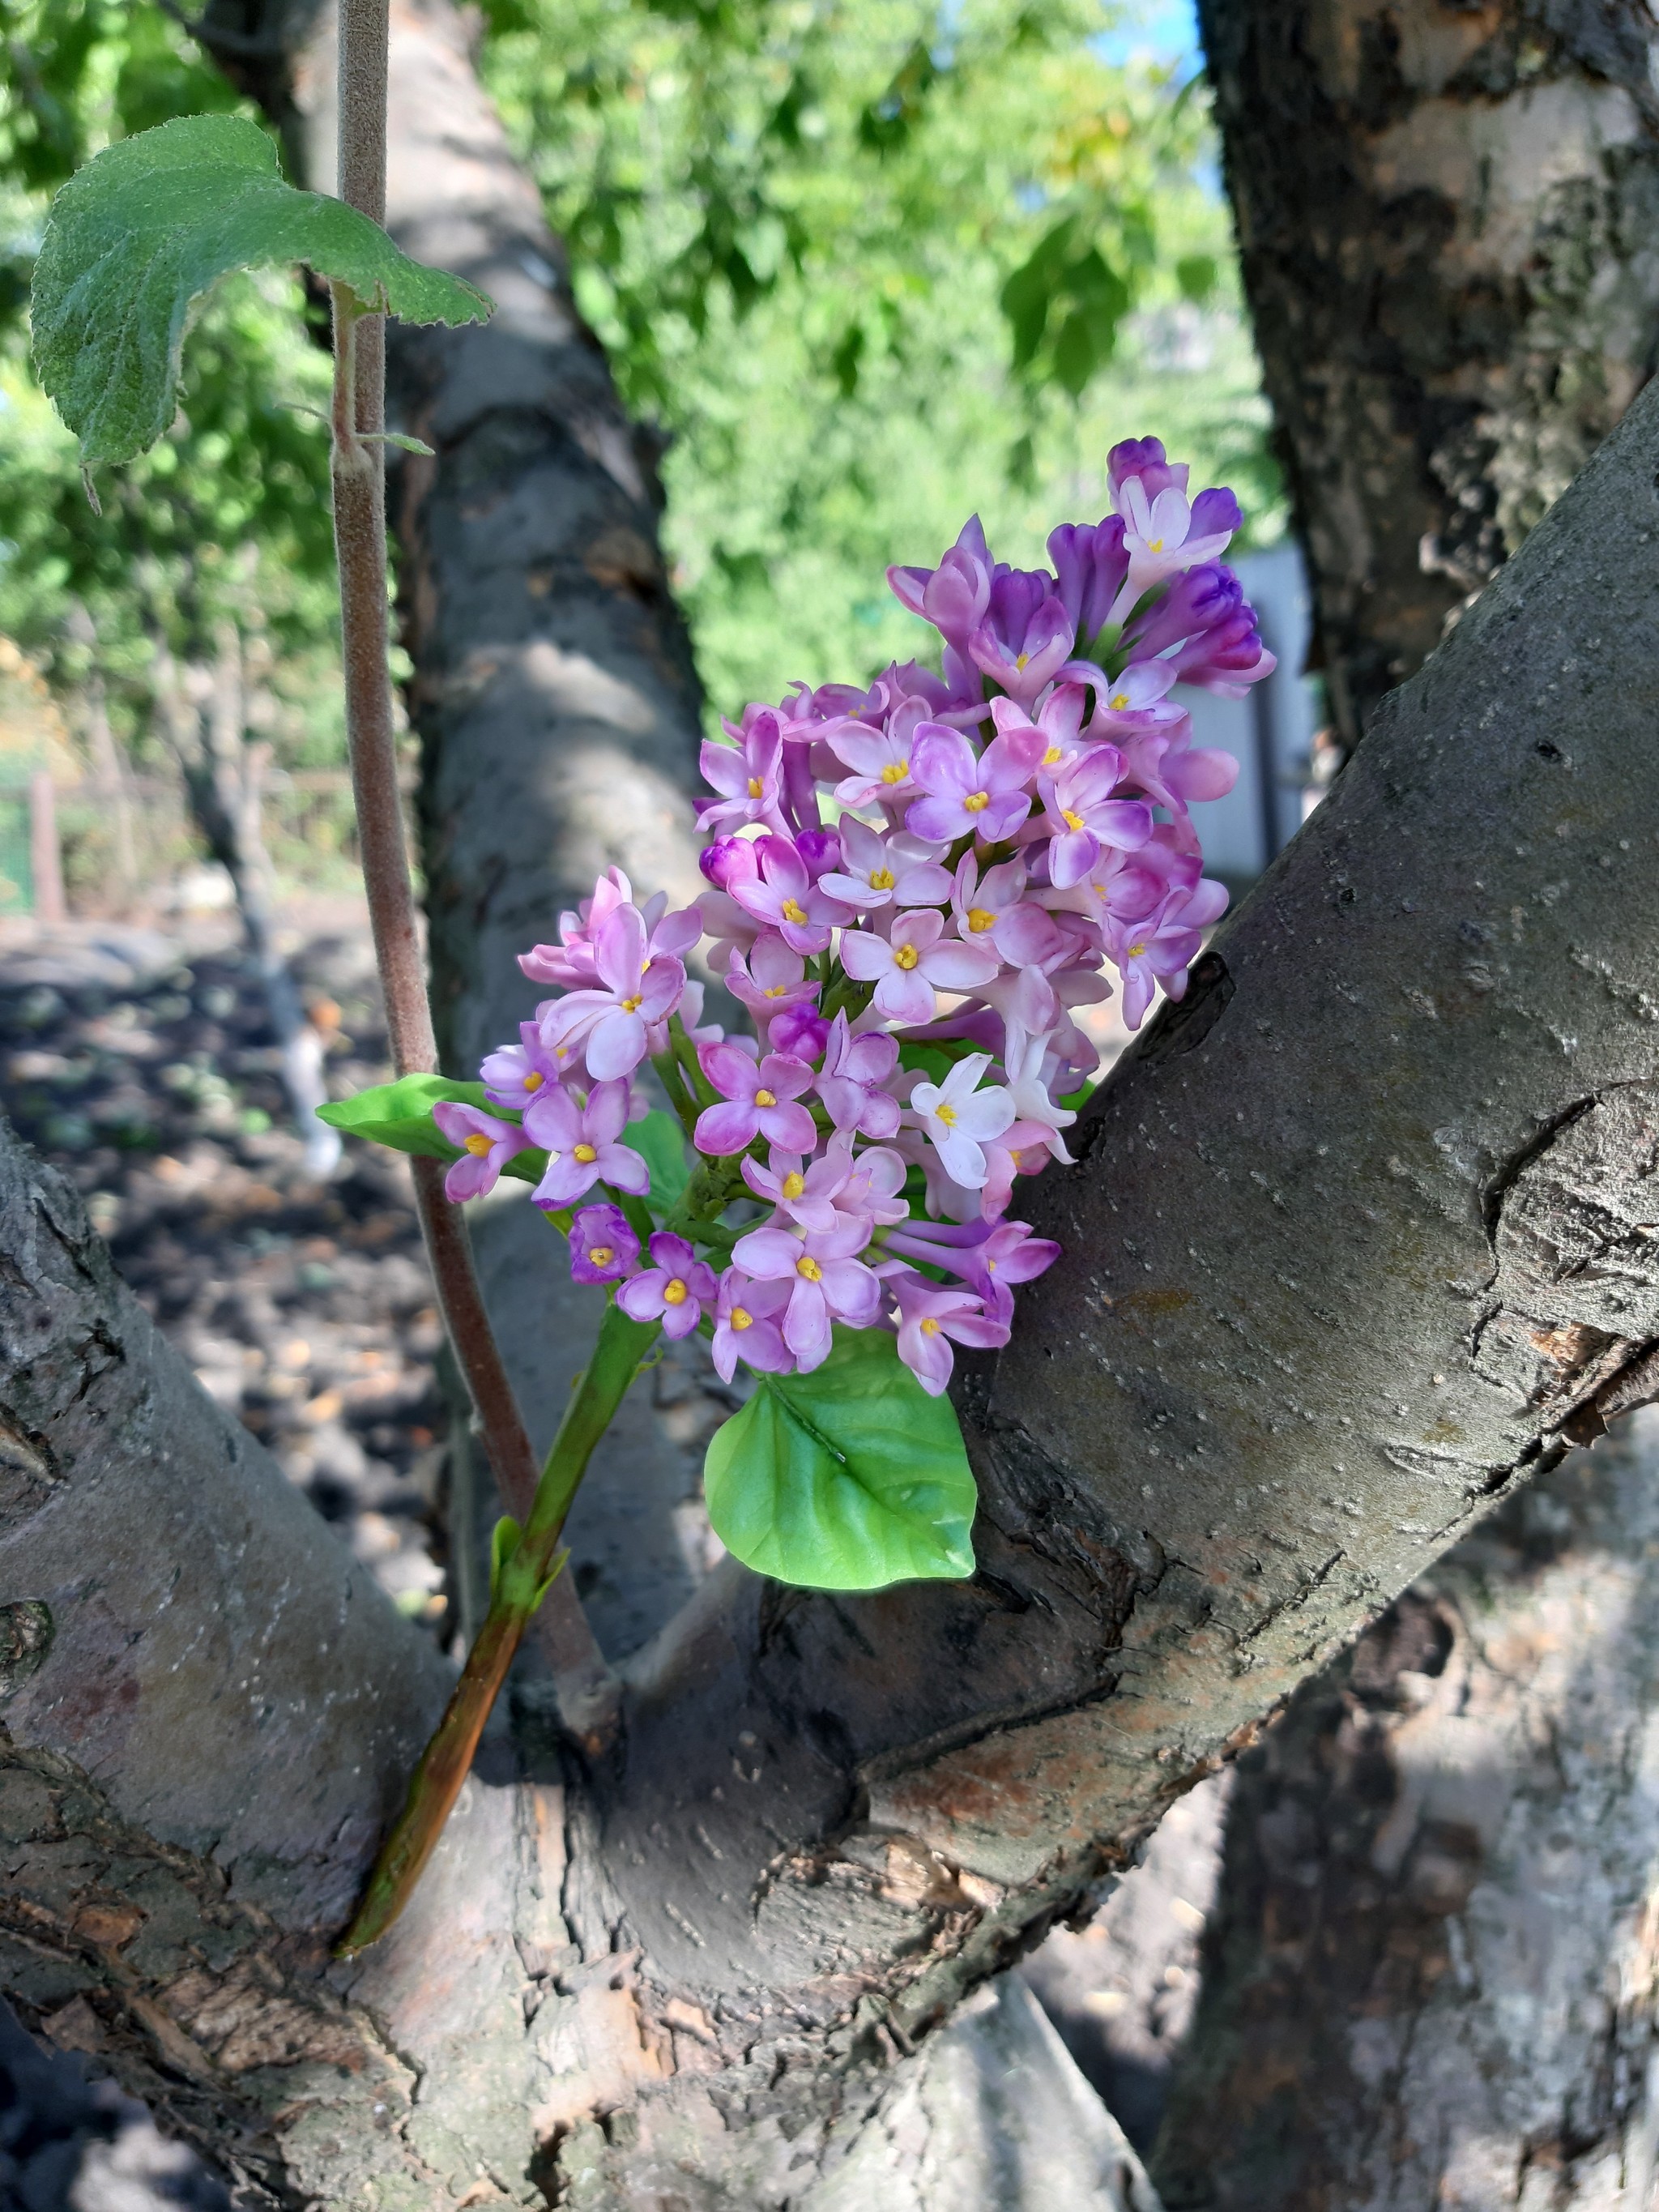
[963,790,991,813]
[463,1133,493,1156]
[1110,692,1131,710]
[763,983,789,997]
[1062,809,1085,831]
[781,898,808,925]
[796,1255,823,1281]
[782,1172,805,1199]
[587,1245,614,1268]
[663,1278,689,1305]
[573,1142,598,1164]
[1146,537,1164,553]
[966,907,996,933]
[731,1305,753,1330]
[893,943,920,970]
[868,867,895,890]
[621,992,643,1012]
[920,1317,940,1334]
[936,1102,957,1125]
[747,775,764,798]
[1041,745,1062,766]
[754,1088,777,1108]
[524,1070,544,1091]
[1126,942,1147,959]
[881,760,909,784]
[1016,651,1030,670]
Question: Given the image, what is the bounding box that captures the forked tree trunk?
[1197,0,1659,747]
[6,296,1659,2203]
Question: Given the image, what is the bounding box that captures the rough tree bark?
[6,278,1659,2205]
[1197,0,1659,746]
[1159,6,1659,2196]
[1155,1413,1659,2211]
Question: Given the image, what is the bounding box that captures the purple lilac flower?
[905,723,1045,845]
[949,854,1062,967]
[828,695,936,811]
[617,1233,718,1339]
[710,1270,794,1382]
[730,1217,883,1369]
[567,1202,641,1285]
[725,932,822,1021]
[523,1079,650,1209]
[480,1023,569,1108]
[740,1144,852,1231]
[838,910,998,1027]
[727,834,851,956]
[693,1043,817,1155]
[1035,753,1155,889]
[882,1216,1061,1324]
[697,707,787,836]
[968,583,1073,707]
[433,1101,528,1202]
[817,818,952,912]
[539,902,686,1081]
[815,1012,901,1138]
[890,1272,1010,1397]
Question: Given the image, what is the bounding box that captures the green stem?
[335,1302,659,1955]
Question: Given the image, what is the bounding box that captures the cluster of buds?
[433,438,1271,1396]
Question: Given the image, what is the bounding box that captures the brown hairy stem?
[328,0,612,1709]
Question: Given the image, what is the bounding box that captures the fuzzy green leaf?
[32,113,491,465]
[704,1326,977,1591]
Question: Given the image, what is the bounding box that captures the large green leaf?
[704,1327,977,1591]
[32,113,491,465]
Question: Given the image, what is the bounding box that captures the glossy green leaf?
[704,1326,977,1591]
[32,113,491,465]
[627,1107,691,1210]
[317,1073,490,1159]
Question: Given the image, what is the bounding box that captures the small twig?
[326,0,612,1710]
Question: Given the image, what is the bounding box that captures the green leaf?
[316,1073,492,1160]
[704,1327,977,1591]
[32,113,492,465]
[627,1107,690,1210]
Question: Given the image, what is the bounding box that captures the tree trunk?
[1153,1410,1659,2211]
[1157,9,1659,2194]
[8,288,1657,2202]
[1196,0,1659,746]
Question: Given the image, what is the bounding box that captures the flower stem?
[327,0,610,1700]
[336,1302,659,1955]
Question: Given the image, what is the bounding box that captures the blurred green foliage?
[483,0,1280,719]
[0,0,342,784]
[0,0,1276,791]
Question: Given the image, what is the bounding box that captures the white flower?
[906,1053,1017,1190]
[1001,1019,1076,1166]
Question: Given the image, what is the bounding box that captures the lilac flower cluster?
[434,439,1270,1397]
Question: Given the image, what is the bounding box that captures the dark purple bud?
[1123,562,1242,659]
[795,828,841,880]
[700,835,761,890]
[1190,485,1242,538]
[769,1006,830,1061]
[1047,516,1129,643]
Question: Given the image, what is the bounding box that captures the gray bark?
[1154,1410,1659,2211]
[1197,0,1659,746]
